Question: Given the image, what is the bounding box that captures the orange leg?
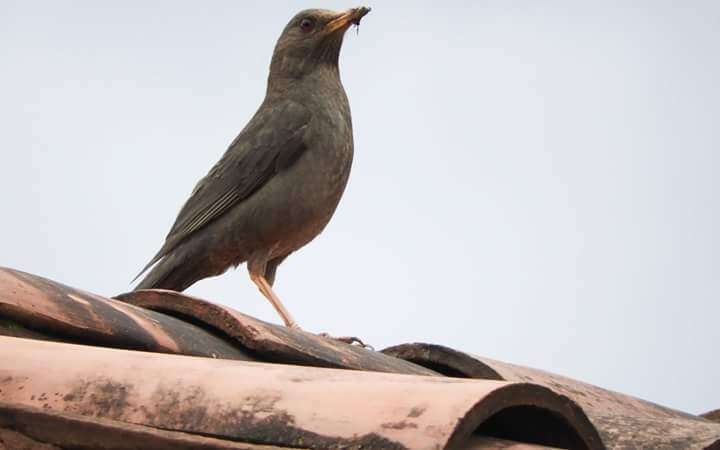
[249,272,299,329]
[249,272,371,348]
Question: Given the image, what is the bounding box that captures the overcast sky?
[1,1,718,415]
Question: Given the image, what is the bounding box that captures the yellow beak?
[325,7,371,33]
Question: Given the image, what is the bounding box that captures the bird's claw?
[318,332,374,350]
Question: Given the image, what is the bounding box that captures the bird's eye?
[299,18,315,33]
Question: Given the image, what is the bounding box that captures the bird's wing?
[135,100,311,279]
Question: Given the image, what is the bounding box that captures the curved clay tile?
[115,289,435,376]
[0,337,604,450]
[0,267,430,376]
[1,403,570,450]
[0,267,251,361]
[383,343,720,450]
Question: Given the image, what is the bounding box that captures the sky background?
[1,1,718,414]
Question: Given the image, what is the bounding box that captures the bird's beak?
[325,7,371,34]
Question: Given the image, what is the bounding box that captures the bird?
[133,7,371,335]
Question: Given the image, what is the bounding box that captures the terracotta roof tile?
[383,343,720,449]
[1,266,717,449]
[1,337,602,449]
[0,267,250,361]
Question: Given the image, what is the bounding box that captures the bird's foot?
[318,332,374,350]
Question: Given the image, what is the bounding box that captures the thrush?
[134,7,370,335]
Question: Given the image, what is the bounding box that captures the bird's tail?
[133,250,194,291]
[131,247,166,285]
[132,238,182,289]
[134,256,171,290]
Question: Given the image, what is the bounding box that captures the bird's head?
[268,7,370,87]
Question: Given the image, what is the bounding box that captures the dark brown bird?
[134,7,370,331]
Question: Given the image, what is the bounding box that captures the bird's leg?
[248,260,369,348]
[249,272,299,329]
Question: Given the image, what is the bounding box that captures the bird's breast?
[254,94,354,257]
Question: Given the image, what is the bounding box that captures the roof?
[0,266,718,449]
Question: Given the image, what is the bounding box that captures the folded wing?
[135,100,311,279]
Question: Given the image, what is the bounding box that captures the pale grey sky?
[1,1,718,414]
